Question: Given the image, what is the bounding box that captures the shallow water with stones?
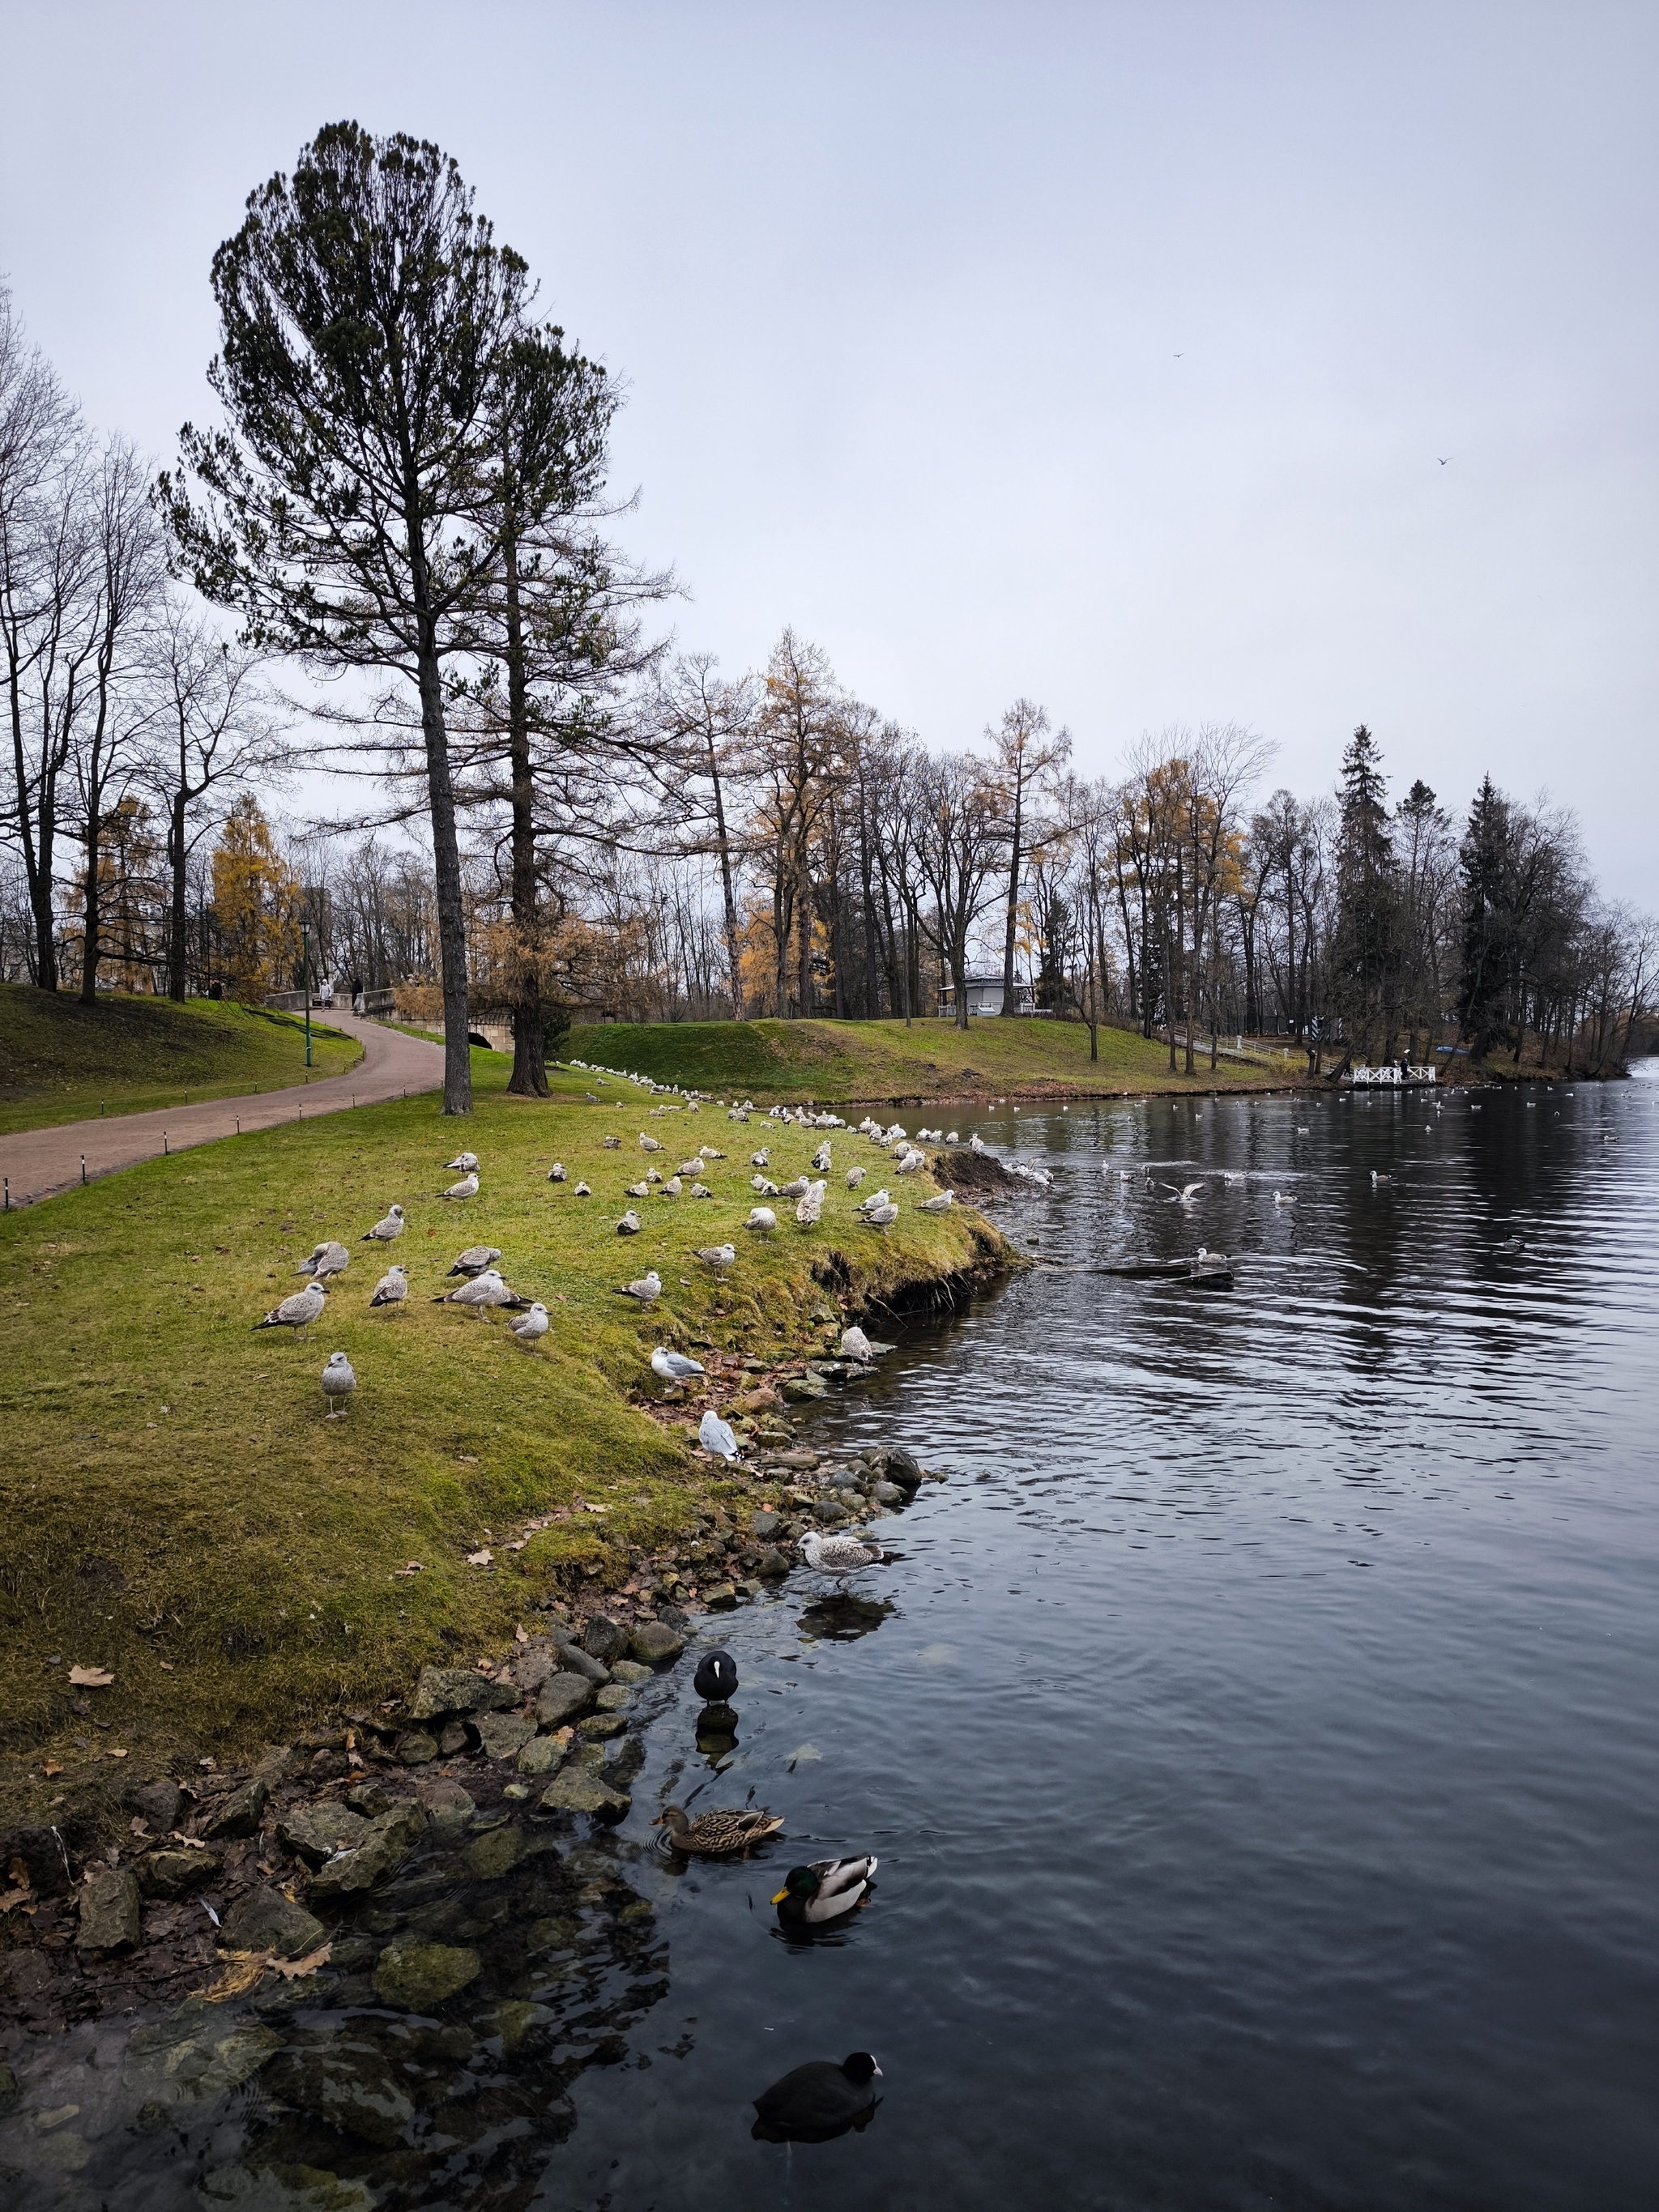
[4,1071,1657,2210]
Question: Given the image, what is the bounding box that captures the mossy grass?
[0,1044,1003,1833]
[570,1014,1290,1102]
[0,986,361,1135]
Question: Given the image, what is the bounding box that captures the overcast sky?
[2,2,1654,896]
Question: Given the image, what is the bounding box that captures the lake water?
[6,1072,1657,2210]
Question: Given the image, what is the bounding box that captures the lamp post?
[302,920,313,1068]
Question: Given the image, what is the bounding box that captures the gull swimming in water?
[745,1206,777,1233]
[254,1281,326,1332]
[296,1241,350,1280]
[699,1409,740,1460]
[616,1269,662,1303]
[696,1242,737,1270]
[652,1345,706,1382]
[1273,1191,1297,1208]
[1371,1170,1392,1186]
[442,1172,480,1200]
[362,1204,404,1243]
[444,1151,480,1172]
[1162,1183,1205,1205]
[321,1351,356,1417]
[369,1264,407,1310]
[509,1302,549,1348]
[447,1246,502,1277]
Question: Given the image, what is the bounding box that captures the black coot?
[693,1648,738,1701]
[751,2051,882,2142]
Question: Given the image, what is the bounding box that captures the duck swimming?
[652,1805,783,1856]
[752,2052,882,2142]
[772,1855,878,1928]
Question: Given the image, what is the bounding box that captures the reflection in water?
[693,1699,740,1763]
[795,1592,895,1641]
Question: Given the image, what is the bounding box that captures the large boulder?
[264,2037,415,2146]
[1,1824,72,1895]
[407,1666,519,1720]
[535,1673,596,1730]
[75,1867,140,1951]
[135,1847,220,1900]
[125,1779,183,1834]
[510,1646,560,1694]
[628,1621,684,1665]
[581,1614,629,1663]
[472,1711,537,1760]
[276,1804,371,1869]
[220,1884,326,1959]
[515,1734,566,1778]
[536,1770,631,1822]
[550,1643,609,1686]
[308,1801,426,1899]
[371,1941,480,2013]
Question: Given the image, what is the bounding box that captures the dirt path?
[0,1011,446,1208]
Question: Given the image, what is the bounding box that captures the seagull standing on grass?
[435,1268,523,1315]
[696,1243,737,1272]
[296,1241,350,1280]
[796,1180,826,1225]
[362,1204,404,1243]
[254,1281,326,1332]
[447,1246,502,1277]
[616,1270,662,1303]
[864,1201,900,1229]
[509,1302,550,1348]
[917,1191,953,1212]
[652,1346,706,1383]
[369,1264,407,1311]
[444,1151,480,1172]
[616,1208,641,1234]
[321,1352,356,1417]
[442,1171,480,1200]
[746,1206,777,1234]
[547,1161,566,1183]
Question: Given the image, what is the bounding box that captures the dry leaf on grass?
[390,1562,424,1578]
[42,1760,62,1777]
[67,1664,113,1688]
[0,1886,31,1914]
[466,1548,493,1567]
[514,1625,529,1643]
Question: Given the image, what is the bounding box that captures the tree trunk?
[79,806,101,1004]
[167,789,190,1000]
[413,611,470,1114]
[1000,769,1023,1013]
[707,733,744,1017]
[796,852,813,1018]
[501,505,548,1099]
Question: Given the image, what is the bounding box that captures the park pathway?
[0,1011,446,1208]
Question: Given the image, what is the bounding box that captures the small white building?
[936,974,1034,1017]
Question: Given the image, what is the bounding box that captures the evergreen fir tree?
[1456,774,1514,1054]
[1333,724,1400,1055]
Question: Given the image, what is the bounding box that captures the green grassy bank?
[570,1015,1290,1103]
[0,1046,1003,1831]
[0,987,361,1135]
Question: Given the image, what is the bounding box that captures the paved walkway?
[0,1012,447,1208]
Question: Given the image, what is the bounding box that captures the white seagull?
[699,1408,740,1460]
[864,1201,899,1229]
[547,1162,566,1183]
[369,1264,407,1310]
[616,1208,641,1235]
[652,1345,706,1382]
[839,1325,874,1363]
[638,1133,663,1153]
[321,1351,356,1417]
[509,1302,550,1349]
[745,1206,777,1233]
[296,1241,350,1280]
[917,1190,954,1212]
[616,1270,662,1303]
[574,1181,591,1196]
[362,1204,404,1243]
[1273,1191,1297,1208]
[435,1268,520,1314]
[444,1151,480,1172]
[799,1529,885,1578]
[254,1281,326,1332]
[845,1166,865,1190]
[796,1180,826,1225]
[812,1143,833,1171]
[447,1245,502,1277]
[442,1172,480,1200]
[1162,1183,1205,1205]
[696,1243,737,1271]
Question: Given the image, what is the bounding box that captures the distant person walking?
[351,975,365,1016]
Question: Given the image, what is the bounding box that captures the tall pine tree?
[1332,724,1400,1059]
[1456,774,1514,1055]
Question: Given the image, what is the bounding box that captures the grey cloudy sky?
[2,2,1654,894]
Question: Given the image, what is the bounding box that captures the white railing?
[1349,1063,1437,1085]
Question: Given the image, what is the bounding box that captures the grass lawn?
[0,987,361,1134]
[569,1015,1291,1102]
[0,1044,1002,1833]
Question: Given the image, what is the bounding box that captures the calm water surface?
[7,1073,1657,2210]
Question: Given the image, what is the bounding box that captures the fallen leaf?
[130,1818,149,1835]
[514,1626,529,1644]
[107,1747,128,1759]
[391,1562,424,1577]
[466,1548,493,1567]
[43,1760,62,1777]
[196,1951,271,2002]
[505,1539,527,1553]
[0,1887,30,1914]
[270,1942,332,1980]
[159,1661,174,1673]
[67,1665,113,1688]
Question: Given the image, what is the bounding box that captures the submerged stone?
[265,2036,416,2144]
[308,1801,426,1899]
[462,1823,526,1881]
[537,1770,631,1822]
[371,1940,481,2013]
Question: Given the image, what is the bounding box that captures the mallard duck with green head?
[771,1854,878,1927]
[653,1804,783,1856]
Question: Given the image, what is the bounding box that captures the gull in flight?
[447,1245,501,1277]
[442,1171,480,1200]
[696,1242,736,1270]
[509,1302,550,1349]
[321,1351,356,1417]
[444,1151,480,1172]
[652,1345,706,1382]
[369,1264,407,1310]
[616,1269,662,1303]
[296,1240,350,1280]
[700,1408,740,1460]
[1162,1182,1205,1205]
[745,1206,777,1233]
[254,1281,326,1332]
[362,1204,404,1243]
